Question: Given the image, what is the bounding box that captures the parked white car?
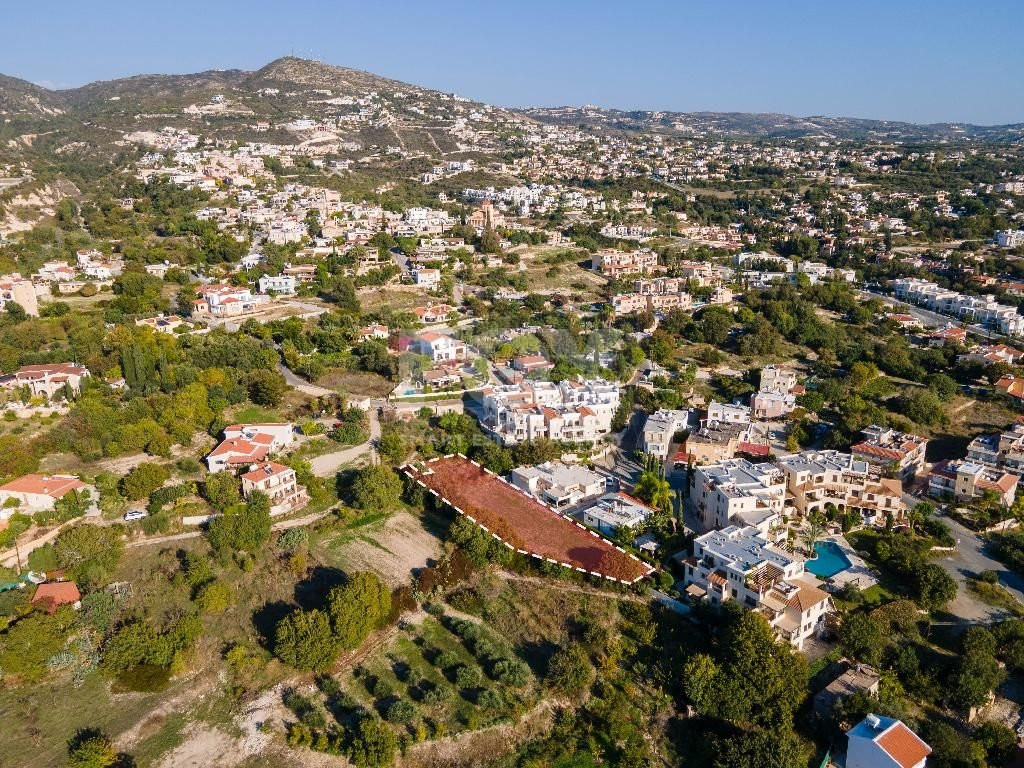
[123,510,148,522]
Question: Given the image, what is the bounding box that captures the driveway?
[308,404,381,477]
[934,514,1024,622]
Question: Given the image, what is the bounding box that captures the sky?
[2,0,1022,125]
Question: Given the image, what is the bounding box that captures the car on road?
[124,510,148,522]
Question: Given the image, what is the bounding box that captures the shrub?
[195,582,232,613]
[477,688,504,710]
[385,698,418,724]
[454,664,482,688]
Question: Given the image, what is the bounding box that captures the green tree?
[547,645,594,694]
[328,572,392,650]
[120,463,170,501]
[350,465,402,511]
[247,370,287,406]
[633,469,671,513]
[66,728,131,768]
[205,492,271,555]
[54,525,124,589]
[838,612,883,665]
[273,608,338,670]
[0,609,72,682]
[202,472,240,511]
[347,717,397,768]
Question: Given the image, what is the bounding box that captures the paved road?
[277,360,334,397]
[932,514,1024,622]
[863,290,1008,343]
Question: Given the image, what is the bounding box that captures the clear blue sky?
[3,0,1022,125]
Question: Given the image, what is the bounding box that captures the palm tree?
[803,509,828,558]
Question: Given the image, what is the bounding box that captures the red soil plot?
[405,456,652,583]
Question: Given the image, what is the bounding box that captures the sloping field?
[405,456,652,583]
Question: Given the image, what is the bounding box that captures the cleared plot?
[318,511,443,586]
[405,456,651,583]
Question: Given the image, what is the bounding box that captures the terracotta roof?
[31,581,81,613]
[786,581,831,613]
[207,438,269,460]
[851,442,904,461]
[876,722,932,768]
[0,474,85,498]
[241,461,291,483]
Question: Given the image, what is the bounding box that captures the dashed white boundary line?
[401,457,653,584]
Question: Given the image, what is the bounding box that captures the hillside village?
[2,56,1024,768]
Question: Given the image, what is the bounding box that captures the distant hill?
[521,106,1024,143]
[0,57,1020,143]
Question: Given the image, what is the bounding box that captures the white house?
[413,268,441,288]
[0,474,87,518]
[206,423,295,473]
[258,274,297,295]
[240,461,308,516]
[846,714,930,768]
[510,461,605,509]
[682,525,833,649]
[689,459,786,535]
[415,332,467,362]
[581,492,656,536]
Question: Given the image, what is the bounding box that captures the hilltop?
[1,57,1022,141]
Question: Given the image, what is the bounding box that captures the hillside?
[1,58,1021,143]
[522,105,1024,142]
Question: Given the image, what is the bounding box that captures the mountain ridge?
[0,57,1021,141]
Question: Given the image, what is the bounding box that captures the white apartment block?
[777,450,905,527]
[967,421,1024,476]
[641,409,690,459]
[996,230,1024,248]
[892,277,1024,336]
[258,274,297,294]
[798,261,856,284]
[706,401,752,426]
[682,525,833,650]
[510,461,605,508]
[689,459,787,535]
[480,379,619,445]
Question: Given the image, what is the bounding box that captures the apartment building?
[966,421,1024,476]
[689,459,787,535]
[928,459,1018,506]
[641,409,690,459]
[892,277,1024,336]
[682,525,833,650]
[777,450,905,527]
[510,461,605,508]
[590,248,659,278]
[240,461,308,516]
[706,401,752,426]
[849,425,928,483]
[480,379,619,445]
[193,284,267,318]
[0,363,89,399]
[682,421,756,466]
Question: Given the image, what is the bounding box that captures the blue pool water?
[805,541,852,579]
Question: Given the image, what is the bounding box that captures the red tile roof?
[31,581,81,613]
[876,722,932,768]
[0,474,85,498]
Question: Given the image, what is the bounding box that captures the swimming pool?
[805,540,852,579]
